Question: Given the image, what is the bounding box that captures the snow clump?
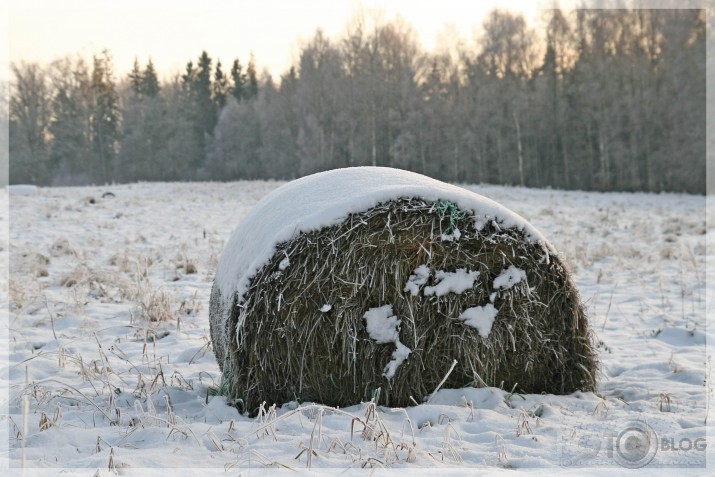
[459,305,498,338]
[493,266,527,290]
[363,305,412,379]
[404,265,430,296]
[364,305,401,343]
[384,341,412,379]
[424,269,479,297]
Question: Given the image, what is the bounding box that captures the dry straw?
[210,198,597,414]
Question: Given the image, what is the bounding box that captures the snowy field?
[1,180,712,475]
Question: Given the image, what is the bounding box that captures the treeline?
[8,8,706,193]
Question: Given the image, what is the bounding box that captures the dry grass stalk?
[136,287,173,322]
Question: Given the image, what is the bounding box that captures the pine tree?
[129,58,143,95]
[90,50,120,183]
[182,60,195,92]
[143,59,160,97]
[213,60,228,109]
[246,55,258,100]
[230,58,246,102]
[195,51,217,135]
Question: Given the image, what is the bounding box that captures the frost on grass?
[423,269,479,297]
[459,304,498,338]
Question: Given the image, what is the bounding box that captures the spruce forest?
[8,9,706,193]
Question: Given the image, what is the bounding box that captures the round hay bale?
[210,167,597,413]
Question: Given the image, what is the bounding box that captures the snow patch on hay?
[494,265,527,290]
[384,341,412,379]
[364,305,400,344]
[424,269,479,297]
[404,265,479,297]
[363,305,412,379]
[459,304,498,337]
[404,265,430,296]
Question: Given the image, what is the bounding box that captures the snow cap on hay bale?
[210,167,597,413]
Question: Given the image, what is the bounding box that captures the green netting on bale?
[434,200,466,235]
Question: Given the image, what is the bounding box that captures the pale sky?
[8,0,547,82]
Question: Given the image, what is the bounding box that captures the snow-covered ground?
[1,180,711,475]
